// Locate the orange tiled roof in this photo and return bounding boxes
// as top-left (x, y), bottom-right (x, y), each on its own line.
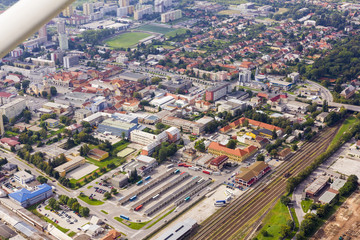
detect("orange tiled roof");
top-left (209, 142), bottom-right (257, 157)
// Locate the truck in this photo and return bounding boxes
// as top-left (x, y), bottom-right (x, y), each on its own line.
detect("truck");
top-left (120, 215), bottom-right (130, 221)
top-left (144, 176), bottom-right (151, 181)
top-left (136, 180), bottom-right (143, 185)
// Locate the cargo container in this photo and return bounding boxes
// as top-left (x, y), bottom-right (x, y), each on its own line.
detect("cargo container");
top-left (135, 205), bottom-right (143, 211)
top-left (136, 180), bottom-right (143, 185)
top-left (120, 215), bottom-right (130, 221)
top-left (167, 164), bottom-right (174, 168)
top-left (174, 169), bottom-right (180, 174)
top-left (129, 195), bottom-right (137, 201)
top-left (144, 176), bottom-right (151, 181)
top-left (184, 196), bottom-right (191, 201)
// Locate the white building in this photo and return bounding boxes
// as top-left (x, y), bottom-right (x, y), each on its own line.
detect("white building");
top-left (134, 5), bottom-right (153, 20)
top-left (304, 20), bottom-right (316, 26)
top-left (0, 98), bottom-right (27, 119)
top-left (116, 54), bottom-right (128, 63)
top-left (161, 10), bottom-right (182, 23)
top-left (130, 130), bottom-right (168, 145)
top-left (14, 170), bottom-right (35, 185)
top-left (63, 55), bottom-right (79, 68)
top-left (83, 3), bottom-right (94, 15)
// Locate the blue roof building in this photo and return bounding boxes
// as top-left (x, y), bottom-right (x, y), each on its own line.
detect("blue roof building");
top-left (9, 184), bottom-right (53, 208)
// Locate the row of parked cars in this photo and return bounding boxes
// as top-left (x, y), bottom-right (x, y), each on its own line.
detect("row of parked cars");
top-left (94, 186), bottom-right (108, 194)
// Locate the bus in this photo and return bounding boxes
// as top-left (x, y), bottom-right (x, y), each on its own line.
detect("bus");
top-left (134, 205), bottom-right (143, 211)
top-left (174, 169), bottom-right (180, 174)
top-left (129, 195), bottom-right (137, 202)
top-left (144, 176), bottom-right (151, 181)
top-left (136, 180), bottom-right (143, 185)
top-left (184, 196), bottom-right (191, 201)
top-left (120, 215), bottom-right (130, 221)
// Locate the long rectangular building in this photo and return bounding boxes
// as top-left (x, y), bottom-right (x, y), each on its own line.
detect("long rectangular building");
top-left (161, 9), bottom-right (182, 23)
top-left (205, 83), bottom-right (230, 101)
top-left (97, 118), bottom-right (138, 138)
top-left (8, 184), bottom-right (53, 208)
top-left (0, 98), bottom-right (27, 119)
top-left (54, 156), bottom-right (86, 177)
top-left (162, 116), bottom-right (204, 135)
top-left (208, 142), bottom-right (257, 162)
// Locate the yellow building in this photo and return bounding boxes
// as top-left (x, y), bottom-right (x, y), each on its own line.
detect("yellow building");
top-left (88, 148), bottom-right (109, 161)
top-left (208, 142), bottom-right (258, 162)
top-left (54, 155), bottom-right (86, 177)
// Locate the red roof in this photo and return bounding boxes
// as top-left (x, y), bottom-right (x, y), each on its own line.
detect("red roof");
top-left (0, 92), bottom-right (12, 98)
top-left (210, 155), bottom-right (228, 166)
top-left (0, 138), bottom-right (20, 147)
top-left (209, 142), bottom-right (257, 158)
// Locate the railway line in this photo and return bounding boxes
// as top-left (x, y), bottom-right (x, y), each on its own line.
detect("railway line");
top-left (191, 125), bottom-right (340, 240)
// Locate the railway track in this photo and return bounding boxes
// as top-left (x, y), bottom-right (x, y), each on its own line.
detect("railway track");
top-left (191, 125), bottom-right (340, 240)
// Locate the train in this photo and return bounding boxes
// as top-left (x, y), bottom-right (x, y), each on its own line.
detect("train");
top-left (120, 215), bottom-right (130, 221)
top-left (136, 180), bottom-right (143, 185)
top-left (134, 205), bottom-right (143, 211)
top-left (144, 176), bottom-right (151, 181)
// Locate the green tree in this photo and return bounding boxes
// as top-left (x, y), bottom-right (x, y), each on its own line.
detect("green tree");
top-left (280, 195), bottom-right (291, 206)
top-left (226, 139), bottom-right (237, 149)
top-left (79, 206), bottom-right (90, 217)
top-left (159, 148), bottom-right (167, 162)
top-left (292, 144), bottom-right (298, 151)
top-left (50, 86), bottom-right (57, 96)
top-left (104, 192), bottom-right (111, 199)
top-left (256, 154), bottom-right (265, 161)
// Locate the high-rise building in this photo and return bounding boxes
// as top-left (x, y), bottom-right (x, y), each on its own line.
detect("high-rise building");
top-left (63, 55), bottom-right (79, 68)
top-left (62, 5), bottom-right (73, 17)
top-left (38, 24), bottom-right (47, 39)
top-left (119, 0), bottom-right (130, 7)
top-left (59, 34), bottom-right (69, 51)
top-left (134, 5), bottom-right (153, 20)
top-left (83, 3), bottom-right (94, 15)
top-left (161, 9), bottom-right (182, 23)
top-left (154, 0), bottom-right (164, 13)
top-left (57, 20), bottom-right (66, 34)
top-left (57, 20), bottom-right (68, 51)
top-left (0, 114), bottom-right (4, 136)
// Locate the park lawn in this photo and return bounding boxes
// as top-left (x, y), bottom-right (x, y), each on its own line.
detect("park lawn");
top-left (114, 217), bottom-right (150, 230)
top-left (106, 32), bottom-right (151, 48)
top-left (68, 231), bottom-right (76, 237)
top-left (165, 28), bottom-right (187, 37)
top-left (255, 199), bottom-right (292, 240)
top-left (78, 195), bottom-right (104, 205)
top-left (218, 9), bottom-right (242, 15)
top-left (301, 199), bottom-right (313, 213)
top-left (329, 116), bottom-right (360, 148)
top-left (28, 204), bottom-right (69, 233)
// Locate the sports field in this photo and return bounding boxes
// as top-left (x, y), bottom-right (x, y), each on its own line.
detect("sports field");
top-left (106, 32), bottom-right (151, 48)
top-left (117, 148), bottom-right (135, 158)
top-left (136, 24), bottom-right (174, 34)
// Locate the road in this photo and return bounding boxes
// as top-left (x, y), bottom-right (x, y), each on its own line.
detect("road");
top-left (306, 80), bottom-right (360, 112)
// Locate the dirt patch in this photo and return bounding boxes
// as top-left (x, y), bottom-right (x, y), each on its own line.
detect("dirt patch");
top-left (312, 190), bottom-right (360, 240)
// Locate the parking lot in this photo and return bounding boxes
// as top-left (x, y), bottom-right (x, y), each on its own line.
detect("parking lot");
top-left (38, 202), bottom-right (88, 233)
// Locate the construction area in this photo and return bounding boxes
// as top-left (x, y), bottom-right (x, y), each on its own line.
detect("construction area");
top-left (312, 190), bottom-right (360, 240)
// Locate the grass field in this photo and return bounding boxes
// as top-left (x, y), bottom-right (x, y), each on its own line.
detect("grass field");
top-left (218, 9), bottom-right (243, 15)
top-left (136, 24), bottom-right (174, 34)
top-left (106, 32), bottom-right (151, 48)
top-left (114, 217), bottom-right (150, 230)
top-left (68, 231), bottom-right (76, 237)
top-left (301, 199), bottom-right (313, 213)
top-left (165, 28), bottom-right (187, 37)
top-left (78, 195), bottom-right (104, 205)
top-left (117, 148), bottom-right (135, 157)
top-left (255, 199), bottom-right (292, 240)
top-left (329, 116), bottom-right (360, 148)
